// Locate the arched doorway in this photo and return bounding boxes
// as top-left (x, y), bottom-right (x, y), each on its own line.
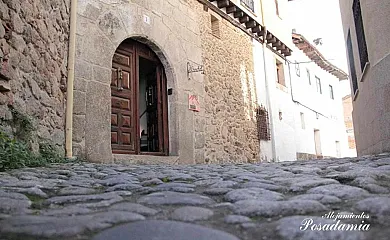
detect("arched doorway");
top-left (111, 39), bottom-right (169, 155)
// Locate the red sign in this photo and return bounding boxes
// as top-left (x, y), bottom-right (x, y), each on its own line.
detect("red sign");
top-left (188, 94), bottom-right (200, 112)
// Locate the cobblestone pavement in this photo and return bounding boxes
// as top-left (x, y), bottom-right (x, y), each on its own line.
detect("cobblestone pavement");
top-left (1, 154), bottom-right (390, 240)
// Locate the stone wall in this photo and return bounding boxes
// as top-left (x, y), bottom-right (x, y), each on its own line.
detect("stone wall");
top-left (0, 0), bottom-right (70, 150)
top-left (198, 6), bottom-right (260, 163)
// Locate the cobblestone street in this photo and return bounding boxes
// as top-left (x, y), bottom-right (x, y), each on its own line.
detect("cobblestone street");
top-left (1, 154), bottom-right (390, 240)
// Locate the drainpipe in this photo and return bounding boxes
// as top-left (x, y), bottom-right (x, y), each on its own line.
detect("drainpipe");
top-left (65, 0), bottom-right (78, 159)
top-left (259, 0), bottom-right (277, 161)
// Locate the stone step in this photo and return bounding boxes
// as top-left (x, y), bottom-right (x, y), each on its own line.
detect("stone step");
top-left (113, 154), bottom-right (180, 165)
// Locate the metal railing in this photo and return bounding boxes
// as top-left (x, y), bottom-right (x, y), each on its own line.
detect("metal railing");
top-left (241, 0), bottom-right (254, 12)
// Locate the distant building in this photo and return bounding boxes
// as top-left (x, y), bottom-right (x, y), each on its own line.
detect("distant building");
top-left (339, 0), bottom-right (390, 155)
top-left (342, 95), bottom-right (357, 157)
top-left (263, 32), bottom-right (350, 161)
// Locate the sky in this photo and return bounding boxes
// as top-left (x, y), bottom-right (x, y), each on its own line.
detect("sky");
top-left (286, 0), bottom-right (352, 97)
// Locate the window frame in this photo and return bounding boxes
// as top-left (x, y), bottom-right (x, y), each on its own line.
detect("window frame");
top-left (315, 76), bottom-right (322, 94)
top-left (276, 59), bottom-right (286, 86)
top-left (352, 0), bottom-right (369, 71)
top-left (329, 85), bottom-right (334, 100)
top-left (306, 69), bottom-right (311, 85)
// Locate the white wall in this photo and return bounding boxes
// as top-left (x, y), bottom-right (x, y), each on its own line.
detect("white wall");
top-left (253, 40), bottom-right (349, 161)
top-left (288, 45), bottom-right (350, 159)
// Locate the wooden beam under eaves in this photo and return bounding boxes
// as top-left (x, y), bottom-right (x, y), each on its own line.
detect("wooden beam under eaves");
top-left (239, 15), bottom-right (250, 23)
top-left (226, 5), bottom-right (237, 14)
top-left (266, 32), bottom-right (273, 40)
top-left (245, 20), bottom-right (256, 29)
top-left (251, 25), bottom-right (262, 33)
top-left (217, 0), bottom-right (230, 8)
top-left (234, 10), bottom-right (244, 18)
top-left (268, 37), bottom-right (277, 44)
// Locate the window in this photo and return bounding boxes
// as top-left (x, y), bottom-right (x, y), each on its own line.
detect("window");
top-left (306, 69), bottom-right (311, 85)
top-left (295, 61), bottom-right (300, 76)
top-left (241, 0), bottom-right (255, 12)
top-left (210, 15), bottom-right (220, 38)
top-left (276, 59), bottom-right (285, 86)
top-left (256, 106), bottom-right (271, 140)
top-left (329, 85), bottom-right (334, 99)
top-left (347, 30), bottom-right (358, 95)
top-left (353, 0), bottom-right (368, 71)
top-left (300, 112), bottom-right (305, 129)
top-left (275, 0), bottom-right (280, 16)
top-left (315, 76), bottom-right (322, 94)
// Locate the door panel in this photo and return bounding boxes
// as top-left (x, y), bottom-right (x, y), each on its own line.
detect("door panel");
top-left (111, 46), bottom-right (136, 154)
top-left (111, 39), bottom-right (169, 155)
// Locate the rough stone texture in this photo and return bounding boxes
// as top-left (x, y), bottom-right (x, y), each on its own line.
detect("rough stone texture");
top-left (73, 0), bottom-right (205, 163)
top-left (0, 155), bottom-right (389, 239)
top-left (92, 220), bottom-right (240, 240)
top-left (199, 7), bottom-right (260, 164)
top-left (171, 206), bottom-right (214, 222)
top-left (0, 0), bottom-right (69, 150)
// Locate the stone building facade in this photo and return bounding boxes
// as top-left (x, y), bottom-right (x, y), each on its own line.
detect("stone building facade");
top-left (199, 7), bottom-right (259, 163)
top-left (71, 0), bottom-right (292, 164)
top-left (0, 0), bottom-right (70, 150)
top-left (339, 0), bottom-right (390, 155)
top-left (1, 0), bottom-right (293, 164)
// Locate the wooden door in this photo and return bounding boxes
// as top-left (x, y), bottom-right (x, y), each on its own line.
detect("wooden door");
top-left (111, 39), bottom-right (169, 155)
top-left (111, 43), bottom-right (136, 154)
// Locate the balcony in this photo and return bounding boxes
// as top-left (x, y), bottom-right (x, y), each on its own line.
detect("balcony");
top-left (240, 0), bottom-right (254, 12)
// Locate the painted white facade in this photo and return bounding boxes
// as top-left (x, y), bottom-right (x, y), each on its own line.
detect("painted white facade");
top-left (253, 38), bottom-right (350, 162)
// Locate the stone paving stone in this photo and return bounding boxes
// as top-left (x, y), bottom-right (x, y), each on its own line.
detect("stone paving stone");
top-left (58, 186), bottom-right (97, 195)
top-left (0, 211), bottom-right (145, 238)
top-left (141, 178), bottom-right (164, 186)
top-left (106, 183), bottom-right (143, 192)
top-left (108, 202), bottom-right (159, 216)
top-left (232, 200), bottom-right (327, 217)
top-left (0, 190), bottom-right (30, 200)
top-left (0, 197), bottom-right (32, 214)
top-left (152, 182), bottom-right (195, 193)
top-left (224, 215), bottom-right (252, 224)
top-left (91, 220), bottom-right (240, 240)
top-left (225, 188), bottom-right (284, 202)
top-left (289, 179), bottom-right (339, 192)
top-left (44, 192), bottom-right (123, 205)
top-left (204, 187), bottom-right (233, 195)
top-left (1, 155), bottom-right (390, 240)
top-left (307, 184), bottom-right (370, 200)
top-left (276, 216), bottom-right (366, 240)
top-left (171, 206), bottom-right (214, 222)
top-left (138, 191), bottom-right (215, 206)
top-left (354, 196), bottom-right (390, 225)
top-left (210, 180), bottom-right (238, 188)
top-left (240, 182), bottom-right (286, 192)
top-left (40, 206), bottom-right (93, 216)
top-left (289, 194), bottom-right (342, 204)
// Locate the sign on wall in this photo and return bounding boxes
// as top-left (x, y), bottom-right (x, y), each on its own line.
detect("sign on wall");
top-left (188, 94), bottom-right (200, 112)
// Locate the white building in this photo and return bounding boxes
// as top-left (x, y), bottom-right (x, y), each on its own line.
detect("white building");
top-left (255, 32), bottom-right (350, 161)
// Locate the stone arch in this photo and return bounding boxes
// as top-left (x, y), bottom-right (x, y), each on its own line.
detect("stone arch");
top-left (110, 36), bottom-right (179, 157)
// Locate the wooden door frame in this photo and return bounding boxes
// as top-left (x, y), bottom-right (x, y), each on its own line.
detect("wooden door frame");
top-left (112, 39), bottom-right (169, 156)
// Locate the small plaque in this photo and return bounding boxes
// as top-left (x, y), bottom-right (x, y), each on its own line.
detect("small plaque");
top-left (188, 94), bottom-right (200, 112)
top-left (143, 15), bottom-right (150, 24)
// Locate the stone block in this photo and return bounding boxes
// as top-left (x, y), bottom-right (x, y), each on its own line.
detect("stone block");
top-left (85, 81), bottom-right (112, 163)
top-left (75, 60), bottom-right (92, 80)
top-left (73, 90), bottom-right (86, 115)
top-left (73, 115), bottom-right (86, 143)
top-left (92, 66), bottom-right (111, 85)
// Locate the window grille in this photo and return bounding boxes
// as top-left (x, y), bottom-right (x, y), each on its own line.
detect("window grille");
top-left (353, 0), bottom-right (368, 71)
top-left (241, 0), bottom-right (254, 12)
top-left (256, 106), bottom-right (271, 141)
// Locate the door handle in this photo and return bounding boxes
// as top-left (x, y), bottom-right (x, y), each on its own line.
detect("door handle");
top-left (117, 68), bottom-right (123, 91)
